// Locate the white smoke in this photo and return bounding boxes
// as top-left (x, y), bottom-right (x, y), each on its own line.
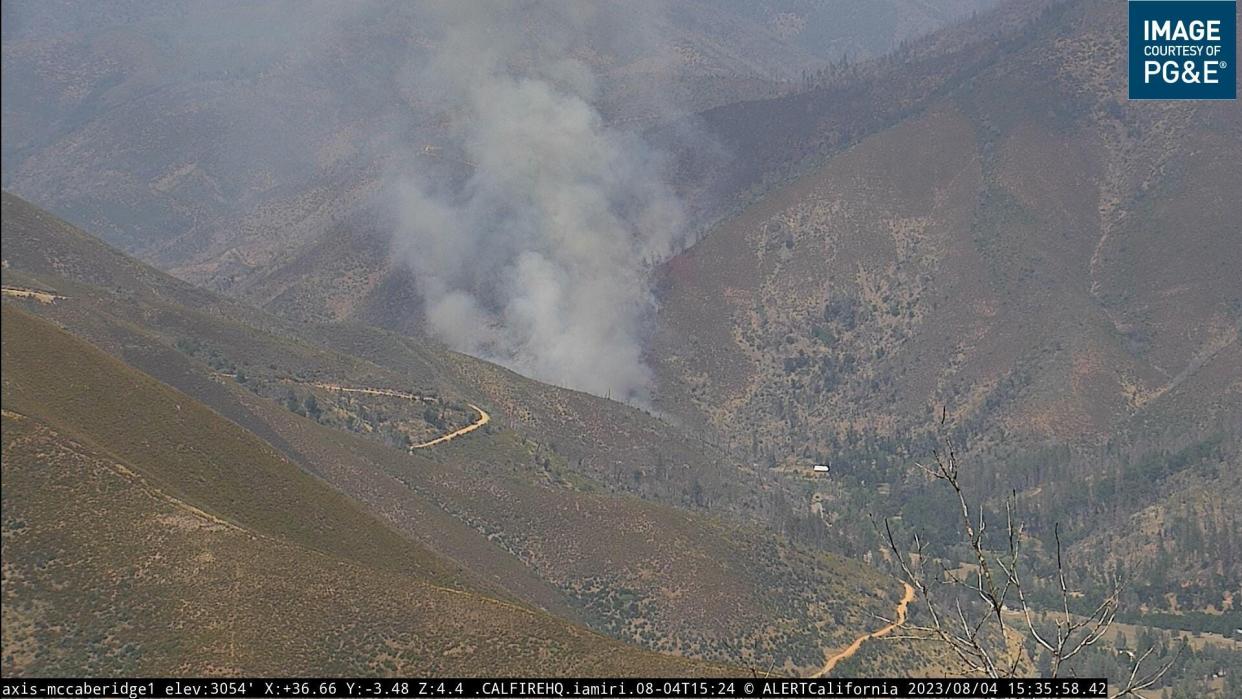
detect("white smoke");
top-left (393, 3), bottom-right (685, 402)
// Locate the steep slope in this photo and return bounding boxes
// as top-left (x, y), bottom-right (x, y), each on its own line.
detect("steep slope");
top-left (2, 1), bottom-right (996, 300)
top-left (650, 0), bottom-right (1241, 605)
top-left (177, 0), bottom-right (1037, 335)
top-left (1, 305), bottom-right (731, 676)
top-left (2, 192), bottom-right (904, 674)
top-left (0, 0), bottom-right (805, 261)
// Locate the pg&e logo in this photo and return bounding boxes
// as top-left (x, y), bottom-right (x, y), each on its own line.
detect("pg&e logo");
top-left (1129, 0), bottom-right (1236, 100)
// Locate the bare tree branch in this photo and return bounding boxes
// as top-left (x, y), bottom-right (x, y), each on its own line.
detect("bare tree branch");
top-left (871, 413), bottom-right (1179, 694)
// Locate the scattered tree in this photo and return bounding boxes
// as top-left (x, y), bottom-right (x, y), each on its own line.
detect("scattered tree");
top-left (875, 410), bottom-right (1180, 697)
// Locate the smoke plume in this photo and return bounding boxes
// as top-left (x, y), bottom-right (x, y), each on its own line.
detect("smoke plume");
top-left (393, 3), bottom-right (685, 402)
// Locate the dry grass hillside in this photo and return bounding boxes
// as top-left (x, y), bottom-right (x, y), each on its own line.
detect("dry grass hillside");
top-left (2, 192), bottom-right (909, 674)
top-left (2, 305), bottom-right (733, 677)
top-left (5, 1), bottom-right (1237, 686)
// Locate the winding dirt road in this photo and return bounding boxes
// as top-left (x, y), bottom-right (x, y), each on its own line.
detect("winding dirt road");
top-left (302, 381), bottom-right (490, 449)
top-left (8, 283), bottom-right (916, 673)
top-left (812, 582), bottom-right (915, 677)
top-left (409, 407), bottom-right (490, 448)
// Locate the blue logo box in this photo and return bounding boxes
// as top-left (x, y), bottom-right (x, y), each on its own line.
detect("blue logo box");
top-left (1129, 0), bottom-right (1236, 100)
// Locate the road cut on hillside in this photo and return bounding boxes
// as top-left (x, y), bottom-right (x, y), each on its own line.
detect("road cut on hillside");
top-left (301, 381), bottom-right (490, 449)
top-left (1, 285), bottom-right (66, 303)
top-left (811, 582), bottom-right (916, 677)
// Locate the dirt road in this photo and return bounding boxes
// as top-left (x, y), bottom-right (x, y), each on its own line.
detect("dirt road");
top-left (812, 582), bottom-right (916, 677)
top-left (410, 406), bottom-right (490, 448)
top-left (1, 286), bottom-right (65, 303)
top-left (303, 381), bottom-right (490, 449)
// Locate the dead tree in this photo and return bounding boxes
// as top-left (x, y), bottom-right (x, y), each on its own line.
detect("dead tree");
top-left (873, 410), bottom-right (1179, 697)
